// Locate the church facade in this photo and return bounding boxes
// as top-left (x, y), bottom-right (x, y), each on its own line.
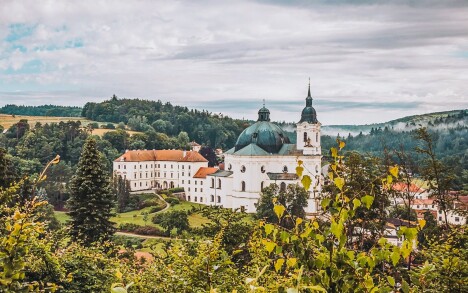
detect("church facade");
top-left (113, 83), bottom-right (322, 214)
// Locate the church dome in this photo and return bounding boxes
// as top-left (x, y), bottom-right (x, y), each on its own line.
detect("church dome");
top-left (235, 105), bottom-right (290, 154)
top-left (299, 81), bottom-right (318, 123)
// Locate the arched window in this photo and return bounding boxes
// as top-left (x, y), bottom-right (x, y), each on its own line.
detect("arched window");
top-left (218, 178), bottom-right (222, 189)
top-left (261, 181), bottom-right (264, 190)
top-left (282, 166), bottom-right (288, 173)
top-left (241, 181), bottom-right (246, 192)
top-left (280, 182), bottom-right (286, 192)
top-left (241, 165), bottom-right (246, 173)
top-left (211, 178), bottom-right (215, 188)
top-left (217, 196), bottom-right (221, 203)
top-left (261, 166), bottom-right (265, 173)
top-left (210, 195), bottom-right (214, 202)
top-left (304, 132), bottom-right (308, 142)
top-left (316, 132), bottom-right (319, 142)
top-left (170, 181), bottom-right (174, 188)
top-left (228, 164), bottom-right (232, 170)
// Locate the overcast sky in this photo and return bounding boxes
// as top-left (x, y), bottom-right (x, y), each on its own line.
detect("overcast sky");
top-left (1, 0), bottom-right (467, 125)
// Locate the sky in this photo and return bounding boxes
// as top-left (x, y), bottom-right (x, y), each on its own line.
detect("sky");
top-left (0, 0), bottom-right (467, 125)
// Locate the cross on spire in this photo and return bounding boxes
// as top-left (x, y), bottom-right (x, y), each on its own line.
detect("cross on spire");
top-left (263, 98), bottom-right (265, 107)
top-left (308, 77), bottom-right (311, 97)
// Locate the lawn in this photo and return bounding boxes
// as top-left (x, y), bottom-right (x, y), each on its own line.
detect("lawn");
top-left (54, 201), bottom-right (210, 229)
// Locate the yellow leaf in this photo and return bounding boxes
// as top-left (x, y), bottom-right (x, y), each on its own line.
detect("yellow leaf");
top-left (295, 166), bottom-right (304, 177)
top-left (328, 171), bottom-right (334, 180)
top-left (262, 240), bottom-right (276, 253)
top-left (295, 218), bottom-right (303, 227)
top-left (286, 258), bottom-right (297, 268)
top-left (339, 140), bottom-right (346, 150)
top-left (331, 147), bottom-right (338, 158)
top-left (418, 219), bottom-right (426, 229)
top-left (297, 160), bottom-right (303, 166)
top-left (274, 258), bottom-right (285, 272)
top-left (274, 205), bottom-right (286, 220)
top-left (334, 177), bottom-right (345, 191)
top-left (389, 165), bottom-right (399, 178)
top-left (115, 270), bottom-right (123, 280)
top-left (301, 175), bottom-right (312, 190)
top-left (51, 155), bottom-right (61, 164)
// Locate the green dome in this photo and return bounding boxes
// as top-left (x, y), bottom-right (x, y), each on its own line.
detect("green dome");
top-left (235, 121), bottom-right (290, 154)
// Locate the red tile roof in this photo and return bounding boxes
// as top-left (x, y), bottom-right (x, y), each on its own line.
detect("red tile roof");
top-left (193, 167), bottom-right (218, 178)
top-left (115, 150), bottom-right (207, 163)
top-left (393, 182), bottom-right (425, 193)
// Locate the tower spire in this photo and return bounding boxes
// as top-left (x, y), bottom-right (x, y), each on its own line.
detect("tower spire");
top-left (308, 77), bottom-right (311, 97)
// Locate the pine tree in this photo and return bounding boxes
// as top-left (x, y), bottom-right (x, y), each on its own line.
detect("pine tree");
top-left (67, 137), bottom-right (115, 244)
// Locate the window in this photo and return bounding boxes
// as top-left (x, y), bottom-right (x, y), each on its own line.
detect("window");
top-left (201, 188), bottom-right (203, 192)
top-left (194, 197), bottom-right (197, 202)
top-left (146, 164), bottom-right (148, 168)
top-left (182, 180), bottom-right (184, 184)
top-left (182, 165), bottom-right (184, 169)
top-left (140, 173), bottom-right (142, 178)
top-left (164, 173), bottom-right (166, 178)
top-left (189, 166), bottom-right (191, 170)
top-left (211, 178), bottom-right (215, 188)
top-left (201, 181), bottom-right (203, 185)
top-left (439, 210), bottom-right (442, 214)
top-left (280, 182), bottom-right (286, 192)
top-left (124, 165), bottom-right (126, 169)
top-left (139, 182), bottom-right (142, 187)
top-left (282, 166), bottom-right (288, 173)
top-left (158, 164), bottom-right (160, 168)
top-left (188, 196), bottom-right (191, 201)
top-left (171, 173), bottom-right (173, 178)
top-left (240, 206), bottom-right (245, 212)
top-left (241, 165), bottom-right (246, 173)
top-left (455, 217), bottom-right (460, 222)
top-left (134, 165), bottom-right (136, 169)
top-left (218, 179), bottom-right (221, 189)
top-left (134, 183), bottom-right (136, 187)
top-left (195, 181), bottom-right (197, 185)
top-left (316, 132), bottom-right (318, 142)
top-left (146, 182), bottom-right (148, 186)
top-left (261, 166), bottom-right (265, 173)
top-left (241, 181), bottom-right (246, 192)
top-left (200, 197), bottom-right (203, 202)
top-left (118, 165), bottom-right (120, 169)
top-left (151, 172), bottom-right (153, 177)
top-left (146, 173), bottom-right (148, 178)
top-left (171, 165), bottom-right (173, 169)
top-left (211, 195), bottom-right (214, 202)
top-left (195, 188), bottom-right (197, 192)
top-left (134, 174), bottom-right (137, 179)
top-left (188, 180), bottom-right (191, 184)
top-left (228, 164), bottom-right (232, 170)
top-left (164, 164), bottom-right (166, 168)
top-left (217, 196), bottom-right (221, 203)
top-left (188, 187), bottom-right (190, 191)
top-left (182, 172), bottom-right (184, 176)
top-left (303, 132), bottom-right (307, 142)
top-left (439, 216), bottom-right (442, 221)
top-left (261, 181), bottom-right (264, 190)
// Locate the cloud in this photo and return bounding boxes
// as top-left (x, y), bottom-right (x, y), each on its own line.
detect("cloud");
top-left (0, 0), bottom-right (467, 125)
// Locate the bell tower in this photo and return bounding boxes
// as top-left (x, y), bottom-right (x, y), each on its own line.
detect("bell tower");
top-left (296, 79), bottom-right (321, 156)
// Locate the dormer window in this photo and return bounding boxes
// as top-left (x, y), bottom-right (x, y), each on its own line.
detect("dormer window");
top-left (282, 166), bottom-right (288, 173)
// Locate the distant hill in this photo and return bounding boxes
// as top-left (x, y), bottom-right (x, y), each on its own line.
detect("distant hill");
top-left (322, 109), bottom-right (467, 136)
top-left (0, 104), bottom-right (82, 117)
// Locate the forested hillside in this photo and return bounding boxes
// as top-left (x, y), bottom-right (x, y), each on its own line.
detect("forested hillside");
top-left (322, 109), bottom-right (467, 136)
top-left (0, 104), bottom-right (82, 117)
top-left (321, 125), bottom-right (468, 191)
top-left (82, 95), bottom-right (246, 148)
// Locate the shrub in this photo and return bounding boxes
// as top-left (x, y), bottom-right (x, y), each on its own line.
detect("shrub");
top-left (165, 197), bottom-right (180, 205)
top-left (118, 223), bottom-right (165, 236)
top-left (169, 187), bottom-right (184, 193)
top-left (138, 198), bottom-right (165, 209)
top-left (149, 205), bottom-right (165, 213)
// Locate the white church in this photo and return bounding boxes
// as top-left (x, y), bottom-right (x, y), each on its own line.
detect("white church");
top-left (113, 83), bottom-right (323, 214)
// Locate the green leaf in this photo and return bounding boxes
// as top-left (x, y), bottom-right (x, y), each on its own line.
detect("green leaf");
top-left (401, 280), bottom-right (410, 293)
top-left (274, 205), bottom-right (286, 220)
top-left (296, 166), bottom-right (304, 177)
top-left (391, 250), bottom-right (400, 266)
top-left (264, 224), bottom-right (274, 236)
top-left (361, 195), bottom-right (374, 209)
top-left (334, 177), bottom-right (345, 191)
top-left (301, 175), bottom-right (312, 190)
top-left (321, 198), bottom-right (330, 210)
top-left (302, 285), bottom-right (326, 292)
top-left (330, 220), bottom-right (342, 239)
top-left (275, 258), bottom-right (285, 272)
top-left (352, 198), bottom-right (361, 210)
top-left (387, 276), bottom-right (395, 287)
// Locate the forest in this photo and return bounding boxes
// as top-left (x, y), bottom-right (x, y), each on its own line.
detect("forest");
top-left (0, 104), bottom-right (82, 117)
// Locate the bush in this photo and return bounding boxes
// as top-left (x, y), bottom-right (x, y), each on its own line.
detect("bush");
top-left (153, 210), bottom-right (190, 235)
top-left (138, 198), bottom-right (165, 209)
top-left (112, 235), bottom-right (144, 249)
top-left (169, 187), bottom-right (184, 193)
top-left (149, 205), bottom-right (165, 213)
top-left (165, 197), bottom-right (180, 205)
top-left (118, 223), bottom-right (165, 236)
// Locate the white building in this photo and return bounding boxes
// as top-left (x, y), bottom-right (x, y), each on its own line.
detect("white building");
top-left (113, 149), bottom-right (208, 191)
top-left (113, 83), bottom-right (323, 214)
top-left (207, 83), bottom-right (322, 214)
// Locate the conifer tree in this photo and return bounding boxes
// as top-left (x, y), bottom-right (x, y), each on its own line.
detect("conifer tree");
top-left (67, 137), bottom-right (115, 244)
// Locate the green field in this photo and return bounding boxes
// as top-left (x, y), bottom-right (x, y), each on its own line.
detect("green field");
top-left (55, 200), bottom-right (210, 229)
